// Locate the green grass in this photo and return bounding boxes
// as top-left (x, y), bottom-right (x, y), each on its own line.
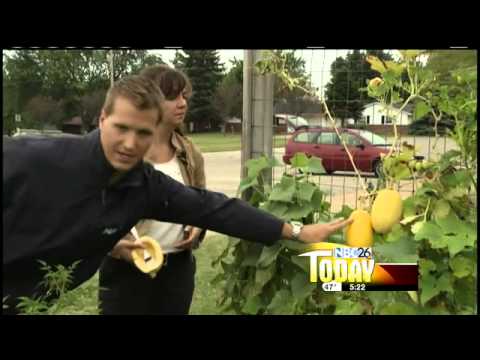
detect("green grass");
top-left (188, 132), bottom-right (287, 153)
top-left (27, 233), bottom-right (234, 315)
top-left (190, 233), bottom-right (235, 315)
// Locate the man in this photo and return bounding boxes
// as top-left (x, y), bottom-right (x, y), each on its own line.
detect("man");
top-left (3, 75), bottom-right (352, 314)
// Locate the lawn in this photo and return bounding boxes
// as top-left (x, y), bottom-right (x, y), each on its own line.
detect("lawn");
top-left (36, 233), bottom-right (233, 315)
top-left (188, 132), bottom-right (288, 153)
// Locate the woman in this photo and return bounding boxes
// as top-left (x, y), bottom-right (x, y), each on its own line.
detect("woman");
top-left (98, 65), bottom-right (206, 315)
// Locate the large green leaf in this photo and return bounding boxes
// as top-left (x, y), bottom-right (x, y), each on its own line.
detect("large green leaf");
top-left (374, 235), bottom-right (418, 263)
top-left (449, 256), bottom-right (475, 278)
top-left (415, 100), bottom-right (431, 120)
top-left (305, 156), bottom-right (325, 174)
top-left (432, 199), bottom-right (451, 220)
top-left (366, 55), bottom-right (387, 74)
top-left (454, 276), bottom-right (477, 309)
top-left (385, 224), bottom-right (410, 243)
top-left (242, 295), bottom-right (263, 315)
top-left (269, 176), bottom-right (295, 202)
top-left (311, 189), bottom-right (325, 212)
top-left (261, 201), bottom-right (288, 219)
top-left (419, 259), bottom-right (436, 276)
top-left (413, 221), bottom-right (443, 242)
top-left (246, 156), bottom-right (270, 179)
top-left (238, 176), bottom-right (259, 195)
top-left (290, 272), bottom-right (316, 301)
top-left (241, 243), bottom-right (264, 267)
top-left (296, 182), bottom-right (316, 202)
top-left (334, 299), bottom-right (365, 315)
top-left (290, 255), bottom-right (310, 272)
top-left (444, 233), bottom-right (474, 257)
top-left (378, 302), bottom-right (417, 315)
top-left (255, 265), bottom-right (276, 288)
top-left (420, 273), bottom-right (440, 305)
top-left (283, 203), bottom-right (314, 221)
top-left (257, 243), bottom-right (283, 267)
top-left (290, 153), bottom-right (309, 169)
top-left (267, 289), bottom-right (295, 315)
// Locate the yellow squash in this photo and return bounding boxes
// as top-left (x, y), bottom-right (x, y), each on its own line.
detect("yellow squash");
top-left (371, 189), bottom-right (403, 234)
top-left (346, 209), bottom-right (373, 247)
top-left (131, 236), bottom-right (164, 275)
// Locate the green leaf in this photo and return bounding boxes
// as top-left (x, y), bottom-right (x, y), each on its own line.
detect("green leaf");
top-left (283, 203), bottom-right (314, 221)
top-left (269, 176), bottom-right (295, 202)
top-left (449, 256), bottom-right (475, 278)
top-left (413, 222), bottom-right (443, 242)
top-left (290, 272), bottom-right (316, 300)
top-left (373, 236), bottom-right (418, 263)
top-left (241, 243), bottom-right (264, 267)
top-left (242, 296), bottom-right (263, 315)
top-left (379, 303), bottom-right (417, 315)
top-left (257, 243), bottom-right (283, 267)
top-left (334, 205), bottom-right (354, 220)
top-left (238, 177), bottom-right (258, 195)
top-left (444, 187), bottom-right (467, 201)
top-left (305, 156), bottom-right (325, 174)
top-left (400, 214), bottom-right (424, 226)
top-left (334, 299), bottom-right (365, 315)
top-left (311, 189), bottom-right (325, 212)
top-left (366, 55), bottom-right (387, 74)
top-left (366, 292), bottom-right (394, 311)
top-left (385, 224), bottom-right (409, 243)
top-left (290, 153), bottom-right (309, 169)
top-left (290, 255), bottom-right (310, 272)
top-left (384, 61), bottom-right (405, 76)
top-left (246, 156), bottom-right (270, 179)
top-left (420, 273), bottom-right (440, 305)
top-left (432, 199), bottom-right (451, 220)
top-left (296, 182), bottom-right (316, 202)
top-left (267, 289), bottom-right (295, 315)
top-left (255, 265), bottom-right (276, 288)
top-left (261, 201), bottom-right (288, 219)
top-left (397, 150), bottom-right (415, 163)
top-left (280, 239), bottom-right (309, 252)
top-left (415, 100), bottom-right (431, 120)
top-left (419, 259), bottom-right (436, 276)
top-left (402, 197), bottom-right (417, 218)
top-left (391, 163), bottom-right (412, 181)
top-left (454, 276), bottom-right (477, 309)
top-left (444, 233), bottom-right (474, 257)
top-left (436, 273), bottom-right (454, 295)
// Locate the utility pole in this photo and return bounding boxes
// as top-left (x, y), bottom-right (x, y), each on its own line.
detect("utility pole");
top-left (241, 50), bottom-right (275, 200)
top-left (108, 50), bottom-right (114, 87)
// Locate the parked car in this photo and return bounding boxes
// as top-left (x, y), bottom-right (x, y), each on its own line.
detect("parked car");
top-left (283, 127), bottom-right (421, 177)
top-left (274, 114), bottom-right (309, 133)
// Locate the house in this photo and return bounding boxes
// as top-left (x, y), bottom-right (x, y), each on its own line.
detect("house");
top-left (362, 102), bottom-right (413, 135)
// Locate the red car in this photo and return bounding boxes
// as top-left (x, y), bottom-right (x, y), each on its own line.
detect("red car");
top-left (283, 128), bottom-right (393, 177)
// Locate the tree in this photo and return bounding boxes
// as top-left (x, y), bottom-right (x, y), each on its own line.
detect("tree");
top-left (3, 50), bottom-right (164, 131)
top-left (214, 58), bottom-right (243, 120)
top-left (426, 49), bottom-right (477, 84)
top-left (173, 50), bottom-right (225, 132)
top-left (325, 50), bottom-right (393, 126)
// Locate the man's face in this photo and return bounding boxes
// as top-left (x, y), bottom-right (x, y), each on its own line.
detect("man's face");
top-left (99, 96), bottom-right (158, 172)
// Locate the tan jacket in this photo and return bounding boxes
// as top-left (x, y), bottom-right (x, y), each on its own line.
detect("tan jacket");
top-left (135, 130), bottom-right (206, 245)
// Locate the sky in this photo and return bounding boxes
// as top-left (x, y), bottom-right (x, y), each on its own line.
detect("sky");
top-left (150, 49), bottom-right (353, 97)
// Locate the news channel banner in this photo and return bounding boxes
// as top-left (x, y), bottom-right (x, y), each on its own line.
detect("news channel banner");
top-left (298, 242), bottom-right (418, 292)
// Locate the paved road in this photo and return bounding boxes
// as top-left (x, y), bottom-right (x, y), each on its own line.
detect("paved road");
top-left (203, 136), bottom-right (459, 212)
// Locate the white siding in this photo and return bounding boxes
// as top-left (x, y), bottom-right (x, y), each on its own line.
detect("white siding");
top-left (362, 103), bottom-right (412, 125)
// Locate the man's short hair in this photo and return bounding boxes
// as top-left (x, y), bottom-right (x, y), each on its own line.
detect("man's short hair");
top-left (102, 75), bottom-right (164, 118)
top-left (140, 65), bottom-right (192, 101)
